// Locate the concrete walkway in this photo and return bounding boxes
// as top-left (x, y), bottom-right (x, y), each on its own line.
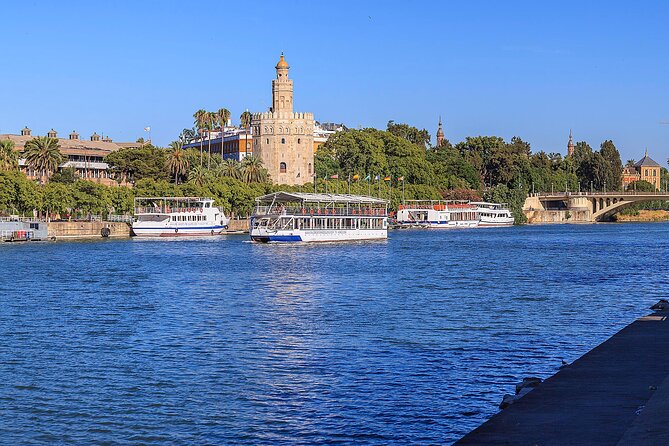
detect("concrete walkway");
top-left (455, 307), bottom-right (669, 445)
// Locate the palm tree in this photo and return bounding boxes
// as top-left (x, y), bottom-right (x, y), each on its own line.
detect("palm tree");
top-left (188, 164), bottom-right (209, 186)
top-left (193, 109), bottom-right (208, 167)
top-left (23, 136), bottom-right (64, 182)
top-left (206, 111), bottom-right (218, 170)
top-left (241, 156), bottom-right (269, 183)
top-left (218, 158), bottom-right (242, 179)
top-left (0, 139), bottom-right (18, 171)
top-left (240, 110), bottom-right (252, 131)
top-left (179, 128), bottom-right (196, 145)
top-left (166, 141), bottom-right (190, 184)
top-left (217, 108), bottom-right (231, 160)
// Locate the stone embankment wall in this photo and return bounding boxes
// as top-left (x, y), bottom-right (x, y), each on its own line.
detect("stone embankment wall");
top-left (226, 218), bottom-right (250, 232)
top-left (49, 221), bottom-right (131, 239)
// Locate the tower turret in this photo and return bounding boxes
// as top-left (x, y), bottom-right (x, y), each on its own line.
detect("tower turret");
top-left (272, 52), bottom-right (293, 113)
top-left (567, 129), bottom-right (574, 157)
top-left (436, 116), bottom-right (445, 147)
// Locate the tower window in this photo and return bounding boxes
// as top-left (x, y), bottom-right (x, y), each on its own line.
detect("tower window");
top-left (266, 138), bottom-right (269, 144)
top-left (298, 138), bottom-right (301, 144)
top-left (308, 163), bottom-right (312, 174)
top-left (280, 162), bottom-right (287, 173)
top-left (281, 138), bottom-right (285, 144)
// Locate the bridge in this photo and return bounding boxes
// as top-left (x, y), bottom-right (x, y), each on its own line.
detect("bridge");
top-left (523, 191), bottom-right (669, 223)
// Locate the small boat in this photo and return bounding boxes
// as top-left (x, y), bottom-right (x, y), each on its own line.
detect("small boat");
top-left (396, 200), bottom-right (479, 229)
top-left (250, 192), bottom-right (388, 242)
top-left (132, 197), bottom-right (229, 237)
top-left (471, 202), bottom-right (514, 227)
top-left (0, 217), bottom-right (49, 242)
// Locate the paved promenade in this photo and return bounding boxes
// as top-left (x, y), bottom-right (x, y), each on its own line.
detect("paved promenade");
top-left (456, 305), bottom-right (669, 445)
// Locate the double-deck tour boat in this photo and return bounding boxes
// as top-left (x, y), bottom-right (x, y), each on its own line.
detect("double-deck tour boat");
top-left (396, 200), bottom-right (479, 229)
top-left (132, 197), bottom-right (230, 237)
top-left (250, 192), bottom-right (389, 242)
top-left (472, 202), bottom-right (514, 227)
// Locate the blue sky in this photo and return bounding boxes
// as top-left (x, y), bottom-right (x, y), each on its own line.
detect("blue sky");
top-left (1, 0), bottom-right (668, 163)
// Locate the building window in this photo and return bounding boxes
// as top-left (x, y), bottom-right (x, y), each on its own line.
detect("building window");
top-left (281, 138), bottom-right (285, 144)
top-left (298, 138), bottom-right (301, 144)
top-left (654, 170), bottom-right (657, 176)
top-left (266, 138), bottom-right (269, 144)
top-left (280, 162), bottom-right (287, 173)
top-left (308, 163), bottom-right (312, 174)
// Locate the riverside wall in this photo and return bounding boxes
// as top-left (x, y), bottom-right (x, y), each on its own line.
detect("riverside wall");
top-left (49, 221), bottom-right (131, 239)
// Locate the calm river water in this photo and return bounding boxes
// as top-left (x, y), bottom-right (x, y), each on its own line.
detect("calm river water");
top-left (1, 224), bottom-right (668, 444)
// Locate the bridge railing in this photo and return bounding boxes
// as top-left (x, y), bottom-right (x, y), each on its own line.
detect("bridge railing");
top-left (530, 191), bottom-right (669, 198)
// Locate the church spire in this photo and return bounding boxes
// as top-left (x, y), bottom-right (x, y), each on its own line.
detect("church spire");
top-left (567, 129), bottom-right (574, 157)
top-left (436, 116), bottom-right (445, 147)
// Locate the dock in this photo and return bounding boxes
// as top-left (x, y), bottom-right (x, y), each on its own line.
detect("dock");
top-left (456, 303), bottom-right (669, 445)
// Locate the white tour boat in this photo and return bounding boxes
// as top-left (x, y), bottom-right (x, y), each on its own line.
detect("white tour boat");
top-left (250, 192), bottom-right (388, 242)
top-left (471, 202), bottom-right (515, 227)
top-left (132, 197), bottom-right (230, 237)
top-left (396, 200), bottom-right (479, 229)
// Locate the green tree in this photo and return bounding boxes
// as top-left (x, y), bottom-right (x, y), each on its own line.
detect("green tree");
top-left (166, 141), bottom-right (189, 184)
top-left (50, 166), bottom-right (78, 184)
top-left (43, 182), bottom-right (73, 216)
top-left (240, 110), bottom-right (252, 130)
top-left (105, 147), bottom-right (169, 184)
top-left (386, 121), bottom-right (431, 149)
top-left (23, 136), bottom-right (64, 182)
top-left (0, 139), bottom-right (18, 171)
top-left (193, 109), bottom-right (208, 167)
top-left (188, 165), bottom-right (210, 186)
top-left (218, 158), bottom-right (242, 179)
top-left (241, 156), bottom-right (269, 183)
top-left (599, 140), bottom-right (623, 191)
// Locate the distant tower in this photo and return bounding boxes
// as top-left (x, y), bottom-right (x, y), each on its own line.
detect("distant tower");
top-left (251, 53), bottom-right (314, 185)
top-left (436, 116), bottom-right (445, 147)
top-left (567, 129), bottom-right (574, 157)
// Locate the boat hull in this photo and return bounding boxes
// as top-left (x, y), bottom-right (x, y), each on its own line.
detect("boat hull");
top-left (250, 228), bottom-right (387, 243)
top-left (132, 225), bottom-right (228, 237)
top-left (396, 221), bottom-right (479, 229)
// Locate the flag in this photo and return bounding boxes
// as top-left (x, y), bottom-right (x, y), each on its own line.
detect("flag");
top-left (353, 174), bottom-right (359, 181)
top-left (374, 175), bottom-right (380, 181)
top-left (397, 176), bottom-right (405, 181)
top-left (364, 175), bottom-right (370, 181)
top-left (144, 126), bottom-right (151, 132)
top-left (384, 176), bottom-right (391, 181)
top-left (330, 174), bottom-right (339, 179)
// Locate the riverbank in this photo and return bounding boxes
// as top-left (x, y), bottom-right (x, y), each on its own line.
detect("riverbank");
top-left (615, 209), bottom-right (669, 222)
top-left (455, 301), bottom-right (669, 445)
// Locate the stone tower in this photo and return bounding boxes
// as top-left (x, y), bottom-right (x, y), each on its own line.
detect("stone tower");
top-left (436, 117), bottom-right (445, 147)
top-left (567, 129), bottom-right (574, 157)
top-left (251, 53), bottom-right (315, 185)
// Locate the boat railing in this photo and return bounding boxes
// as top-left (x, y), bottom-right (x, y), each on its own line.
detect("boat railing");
top-left (0, 216), bottom-right (45, 222)
top-left (255, 205), bottom-right (388, 217)
top-left (135, 206), bottom-right (204, 215)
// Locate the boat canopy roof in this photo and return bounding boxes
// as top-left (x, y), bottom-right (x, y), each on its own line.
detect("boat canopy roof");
top-left (134, 197), bottom-right (214, 202)
top-left (256, 192), bottom-right (388, 205)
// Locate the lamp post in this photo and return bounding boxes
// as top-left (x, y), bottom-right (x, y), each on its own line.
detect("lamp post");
top-left (604, 181), bottom-right (607, 194)
top-left (551, 182), bottom-right (554, 194)
top-left (590, 181), bottom-right (593, 194)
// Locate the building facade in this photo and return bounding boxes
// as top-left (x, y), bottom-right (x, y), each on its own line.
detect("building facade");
top-left (184, 128), bottom-right (252, 161)
top-left (251, 53), bottom-right (315, 185)
top-left (621, 150), bottom-right (661, 190)
top-left (1, 127), bottom-right (139, 186)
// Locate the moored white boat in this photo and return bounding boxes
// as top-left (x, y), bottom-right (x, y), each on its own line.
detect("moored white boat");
top-left (250, 192), bottom-right (388, 242)
top-left (471, 202), bottom-right (514, 227)
top-left (132, 197), bottom-right (229, 237)
top-left (396, 200), bottom-right (479, 229)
